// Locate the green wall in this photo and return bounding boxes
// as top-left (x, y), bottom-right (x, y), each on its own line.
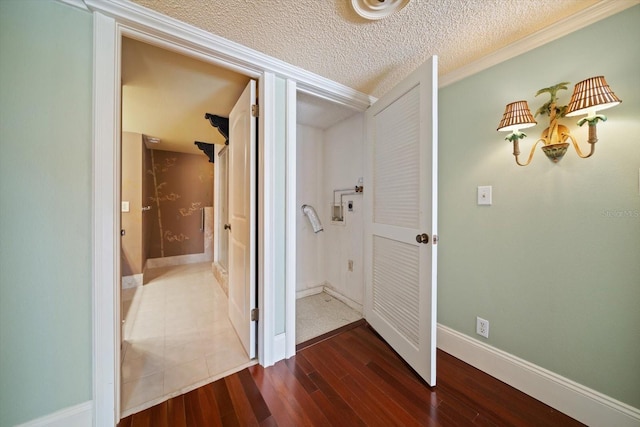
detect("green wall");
top-left (0, 1), bottom-right (93, 425)
top-left (439, 6), bottom-right (640, 408)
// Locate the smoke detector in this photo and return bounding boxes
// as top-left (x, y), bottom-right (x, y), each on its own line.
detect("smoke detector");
top-left (351, 0), bottom-right (410, 20)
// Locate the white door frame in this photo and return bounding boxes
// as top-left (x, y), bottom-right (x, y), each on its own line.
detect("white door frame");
top-left (88, 1), bottom-right (372, 425)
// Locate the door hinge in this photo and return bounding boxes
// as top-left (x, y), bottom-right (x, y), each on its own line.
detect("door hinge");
top-left (251, 308), bottom-right (259, 321)
top-left (251, 104), bottom-right (259, 117)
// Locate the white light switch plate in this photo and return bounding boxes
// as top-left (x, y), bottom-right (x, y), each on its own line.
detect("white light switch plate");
top-left (121, 201), bottom-right (130, 212)
top-left (477, 186), bottom-right (492, 205)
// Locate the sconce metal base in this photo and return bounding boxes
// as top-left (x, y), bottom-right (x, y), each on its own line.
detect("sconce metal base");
top-left (541, 143), bottom-right (570, 163)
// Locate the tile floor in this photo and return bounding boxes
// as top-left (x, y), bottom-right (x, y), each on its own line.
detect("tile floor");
top-left (120, 262), bottom-right (253, 417)
top-left (296, 292), bottom-right (363, 344)
top-left (121, 263), bottom-right (363, 417)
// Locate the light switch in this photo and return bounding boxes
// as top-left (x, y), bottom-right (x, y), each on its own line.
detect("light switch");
top-left (121, 201), bottom-right (130, 212)
top-left (477, 186), bottom-right (492, 206)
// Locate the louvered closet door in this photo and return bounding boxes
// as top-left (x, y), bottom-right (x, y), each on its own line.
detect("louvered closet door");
top-left (364, 56), bottom-right (438, 386)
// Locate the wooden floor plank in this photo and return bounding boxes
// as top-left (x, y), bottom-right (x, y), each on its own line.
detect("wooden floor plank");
top-left (323, 340), bottom-right (426, 426)
top-left (166, 395), bottom-right (187, 427)
top-left (237, 368), bottom-right (272, 423)
top-left (225, 374), bottom-right (261, 427)
top-left (283, 355), bottom-right (318, 394)
top-left (128, 405), bottom-right (151, 427)
top-left (210, 379), bottom-right (240, 427)
top-left (266, 361), bottom-right (331, 426)
top-left (248, 364), bottom-right (300, 427)
top-left (120, 323), bottom-right (585, 427)
top-left (304, 345), bottom-right (405, 426)
top-left (148, 400), bottom-right (168, 427)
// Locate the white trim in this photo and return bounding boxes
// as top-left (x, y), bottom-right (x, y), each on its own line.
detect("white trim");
top-left (274, 333), bottom-right (287, 362)
top-left (285, 79), bottom-right (298, 359)
top-left (82, 0), bottom-right (374, 111)
top-left (16, 401), bottom-right (93, 427)
top-left (92, 12), bottom-right (120, 427)
top-left (437, 324), bottom-right (640, 427)
top-left (121, 274), bottom-right (142, 289)
top-left (440, 0), bottom-right (640, 88)
top-left (258, 72), bottom-right (276, 367)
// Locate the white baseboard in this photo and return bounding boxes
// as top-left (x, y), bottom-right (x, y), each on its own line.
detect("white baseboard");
top-left (16, 401), bottom-right (93, 427)
top-left (437, 324), bottom-right (640, 427)
top-left (274, 333), bottom-right (286, 362)
top-left (121, 273), bottom-right (142, 289)
top-left (296, 285), bottom-right (324, 299)
top-left (296, 283), bottom-right (363, 314)
top-left (145, 252), bottom-right (213, 269)
top-left (322, 286), bottom-right (363, 314)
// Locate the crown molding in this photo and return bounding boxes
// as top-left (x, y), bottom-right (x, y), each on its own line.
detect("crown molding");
top-left (82, 0), bottom-right (375, 111)
top-left (440, 0), bottom-right (640, 88)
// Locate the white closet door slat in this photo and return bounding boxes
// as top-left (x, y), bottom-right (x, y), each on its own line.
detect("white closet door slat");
top-left (373, 85), bottom-right (420, 229)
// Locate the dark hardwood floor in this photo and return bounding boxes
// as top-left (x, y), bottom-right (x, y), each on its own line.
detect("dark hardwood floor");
top-left (119, 322), bottom-right (584, 426)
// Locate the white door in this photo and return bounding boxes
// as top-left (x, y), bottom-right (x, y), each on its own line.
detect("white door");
top-left (228, 80), bottom-right (257, 359)
top-left (364, 56), bottom-right (438, 385)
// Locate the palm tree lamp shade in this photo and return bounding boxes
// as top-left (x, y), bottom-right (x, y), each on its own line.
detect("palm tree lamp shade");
top-left (566, 76), bottom-right (621, 118)
top-left (497, 100), bottom-right (537, 134)
top-left (497, 101), bottom-right (538, 165)
top-left (566, 76), bottom-right (621, 147)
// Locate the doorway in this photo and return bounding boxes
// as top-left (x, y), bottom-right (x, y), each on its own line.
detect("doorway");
top-left (294, 91), bottom-right (366, 345)
top-left (119, 36), bottom-right (257, 416)
top-left (92, 7), bottom-right (371, 424)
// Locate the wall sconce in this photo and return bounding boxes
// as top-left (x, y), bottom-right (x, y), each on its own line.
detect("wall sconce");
top-left (497, 76), bottom-right (621, 166)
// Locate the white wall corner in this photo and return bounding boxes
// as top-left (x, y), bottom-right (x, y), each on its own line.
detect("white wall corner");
top-left (16, 401), bottom-right (93, 427)
top-left (437, 324), bottom-right (640, 427)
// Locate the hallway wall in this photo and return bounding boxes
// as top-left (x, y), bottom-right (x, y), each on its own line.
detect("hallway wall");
top-left (438, 5), bottom-right (640, 409)
top-left (0, 1), bottom-right (93, 425)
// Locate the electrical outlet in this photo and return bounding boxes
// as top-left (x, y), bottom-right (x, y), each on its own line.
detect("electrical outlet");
top-left (476, 317), bottom-right (489, 338)
top-left (348, 260), bottom-right (354, 271)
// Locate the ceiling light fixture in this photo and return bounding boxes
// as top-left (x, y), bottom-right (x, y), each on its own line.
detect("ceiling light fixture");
top-left (351, 0), bottom-right (410, 20)
top-left (497, 76), bottom-right (621, 166)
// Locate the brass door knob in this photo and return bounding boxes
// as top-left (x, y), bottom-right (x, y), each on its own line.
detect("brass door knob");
top-left (416, 233), bottom-right (429, 244)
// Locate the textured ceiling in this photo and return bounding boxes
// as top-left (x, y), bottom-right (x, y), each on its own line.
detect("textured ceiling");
top-left (132, 0), bottom-right (600, 99)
